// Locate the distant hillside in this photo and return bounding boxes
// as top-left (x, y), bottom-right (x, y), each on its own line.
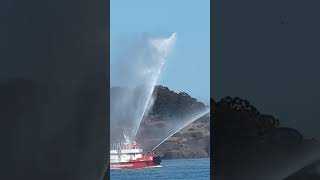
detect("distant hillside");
top-left (110, 85), bottom-right (210, 159)
top-left (147, 86), bottom-right (207, 118)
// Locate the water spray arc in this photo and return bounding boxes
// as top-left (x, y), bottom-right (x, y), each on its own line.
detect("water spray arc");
top-left (132, 32), bottom-right (177, 139)
top-left (110, 33), bottom-right (176, 141)
top-left (152, 108), bottom-right (210, 150)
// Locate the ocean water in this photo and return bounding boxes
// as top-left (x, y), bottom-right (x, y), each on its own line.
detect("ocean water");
top-left (110, 158), bottom-right (210, 180)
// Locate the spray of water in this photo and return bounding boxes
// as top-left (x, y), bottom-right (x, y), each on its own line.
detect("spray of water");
top-left (110, 33), bottom-right (176, 140)
top-left (152, 108), bottom-right (210, 150)
top-left (136, 106), bottom-right (210, 151)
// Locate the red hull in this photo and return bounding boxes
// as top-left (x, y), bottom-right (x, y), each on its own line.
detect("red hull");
top-left (110, 156), bottom-right (161, 169)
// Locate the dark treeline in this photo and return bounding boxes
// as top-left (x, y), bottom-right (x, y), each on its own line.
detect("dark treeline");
top-left (110, 85), bottom-right (208, 139)
top-left (212, 97), bottom-right (320, 180)
top-left (148, 86), bottom-right (207, 118)
top-left (111, 85), bottom-right (207, 119)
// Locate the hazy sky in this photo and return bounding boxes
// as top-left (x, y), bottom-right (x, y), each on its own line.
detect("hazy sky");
top-left (110, 0), bottom-right (210, 104)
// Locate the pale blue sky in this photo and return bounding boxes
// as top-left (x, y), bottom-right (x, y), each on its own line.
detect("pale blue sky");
top-left (111, 0), bottom-right (210, 104)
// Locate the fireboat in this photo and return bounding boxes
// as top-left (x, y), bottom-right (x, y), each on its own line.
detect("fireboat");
top-left (110, 133), bottom-right (161, 169)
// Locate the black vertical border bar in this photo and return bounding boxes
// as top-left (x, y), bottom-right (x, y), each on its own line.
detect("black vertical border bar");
top-left (210, 0), bottom-right (217, 178)
top-left (0, 0), bottom-right (111, 179)
top-left (105, 0), bottom-right (110, 179)
top-left (102, 0), bottom-right (111, 180)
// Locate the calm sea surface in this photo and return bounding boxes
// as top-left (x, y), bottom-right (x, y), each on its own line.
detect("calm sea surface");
top-left (110, 158), bottom-right (210, 180)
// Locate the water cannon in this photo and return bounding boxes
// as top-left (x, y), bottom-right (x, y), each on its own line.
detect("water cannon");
top-left (123, 131), bottom-right (131, 143)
